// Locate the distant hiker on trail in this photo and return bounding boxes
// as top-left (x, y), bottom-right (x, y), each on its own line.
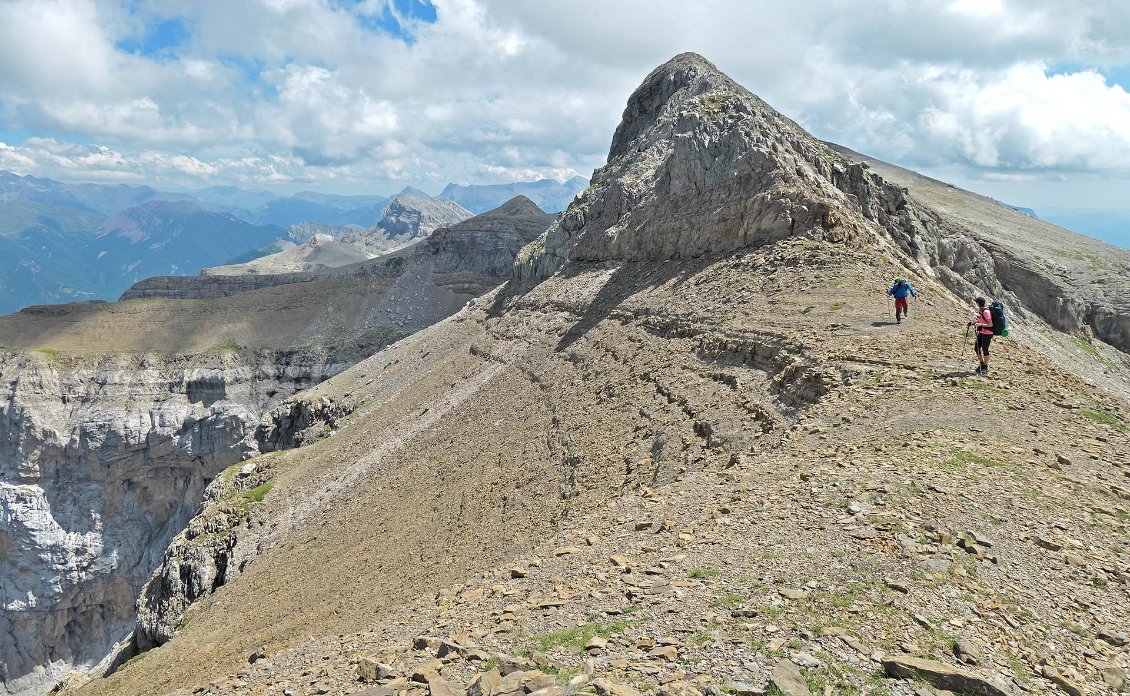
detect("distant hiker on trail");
top-left (969, 296), bottom-right (994, 375)
top-left (887, 278), bottom-right (917, 323)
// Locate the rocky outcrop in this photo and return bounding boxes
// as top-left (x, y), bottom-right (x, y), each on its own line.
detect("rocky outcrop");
top-left (509, 53), bottom-right (1129, 353)
top-left (423, 196), bottom-right (554, 294)
top-left (0, 350), bottom-right (346, 696)
top-left (513, 53), bottom-right (867, 289)
top-left (256, 394), bottom-right (357, 452)
top-left (344, 195), bottom-right (473, 255)
top-left (132, 457), bottom-right (277, 652)
top-left (822, 143), bottom-right (1130, 351)
top-left (119, 198), bottom-right (544, 303)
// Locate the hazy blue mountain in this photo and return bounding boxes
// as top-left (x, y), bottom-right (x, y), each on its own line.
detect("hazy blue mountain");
top-left (253, 191), bottom-right (390, 227)
top-left (191, 185), bottom-right (278, 211)
top-left (0, 198), bottom-right (107, 311)
top-left (0, 172), bottom-right (289, 314)
top-left (0, 171), bottom-right (596, 314)
top-left (86, 201), bottom-right (284, 286)
top-left (438, 176), bottom-right (588, 213)
top-left (1039, 209), bottom-right (1130, 249)
top-left (221, 241), bottom-right (291, 266)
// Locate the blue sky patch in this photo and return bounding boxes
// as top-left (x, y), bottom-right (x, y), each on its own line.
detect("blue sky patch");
top-left (1046, 61), bottom-right (1130, 91)
top-left (217, 54), bottom-right (276, 96)
top-left (1100, 66), bottom-right (1130, 91)
top-left (344, 0), bottom-right (437, 43)
top-left (115, 17), bottom-right (191, 58)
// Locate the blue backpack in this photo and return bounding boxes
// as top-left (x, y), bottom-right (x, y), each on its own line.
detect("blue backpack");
top-left (989, 301), bottom-right (1008, 336)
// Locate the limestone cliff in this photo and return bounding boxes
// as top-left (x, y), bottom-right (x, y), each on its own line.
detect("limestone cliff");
top-left (0, 350), bottom-right (346, 695)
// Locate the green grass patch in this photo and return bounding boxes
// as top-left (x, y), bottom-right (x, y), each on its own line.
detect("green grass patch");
top-left (241, 482), bottom-right (275, 503)
top-left (934, 449), bottom-right (1008, 473)
top-left (958, 379), bottom-right (1002, 392)
top-left (1072, 335), bottom-right (1098, 356)
top-left (537, 663), bottom-right (586, 683)
top-left (1080, 409), bottom-right (1127, 431)
top-left (121, 651), bottom-right (147, 669)
top-left (207, 338), bottom-right (245, 353)
top-left (533, 618), bottom-right (633, 650)
top-left (34, 347), bottom-right (61, 359)
top-left (689, 567), bottom-right (721, 580)
top-left (1059, 621), bottom-right (1089, 638)
top-left (1006, 653), bottom-right (1034, 688)
top-left (801, 306), bottom-right (816, 314)
top-left (714, 592), bottom-right (745, 608)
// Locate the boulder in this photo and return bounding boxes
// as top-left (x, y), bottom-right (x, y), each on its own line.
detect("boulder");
top-left (769, 660), bottom-right (811, 696)
top-left (881, 656), bottom-right (1012, 696)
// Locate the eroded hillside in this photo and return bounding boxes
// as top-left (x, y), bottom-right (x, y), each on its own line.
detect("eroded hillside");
top-left (0, 200), bottom-right (554, 696)
top-left (62, 53), bottom-right (1128, 696)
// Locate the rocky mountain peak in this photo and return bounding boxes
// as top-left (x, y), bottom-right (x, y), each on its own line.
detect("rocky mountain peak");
top-left (609, 52), bottom-right (736, 160)
top-left (492, 195), bottom-right (544, 216)
top-left (514, 53), bottom-right (862, 287)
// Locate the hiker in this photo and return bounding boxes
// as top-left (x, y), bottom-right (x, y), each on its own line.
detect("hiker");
top-left (969, 296), bottom-right (993, 375)
top-left (886, 278), bottom-right (917, 323)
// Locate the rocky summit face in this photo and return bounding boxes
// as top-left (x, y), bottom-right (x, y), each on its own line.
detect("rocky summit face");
top-left (343, 194), bottom-right (475, 255)
top-left (517, 52), bottom-right (1128, 357)
top-left (4, 53), bottom-right (1129, 696)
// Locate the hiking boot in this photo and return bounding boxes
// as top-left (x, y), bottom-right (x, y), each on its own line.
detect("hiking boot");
top-left (896, 316), bottom-right (901, 324)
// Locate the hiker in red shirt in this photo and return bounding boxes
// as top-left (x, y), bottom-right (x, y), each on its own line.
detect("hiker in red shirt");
top-left (886, 278), bottom-right (917, 323)
top-left (968, 297), bottom-right (994, 375)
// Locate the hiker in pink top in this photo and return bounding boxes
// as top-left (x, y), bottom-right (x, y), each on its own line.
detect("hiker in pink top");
top-left (968, 296), bottom-right (994, 375)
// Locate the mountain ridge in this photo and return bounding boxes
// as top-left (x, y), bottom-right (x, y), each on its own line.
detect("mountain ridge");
top-left (47, 52), bottom-right (1126, 696)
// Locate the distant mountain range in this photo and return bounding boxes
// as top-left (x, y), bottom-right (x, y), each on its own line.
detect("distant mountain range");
top-left (3, 167), bottom-right (1124, 316)
top-left (1037, 209), bottom-right (1130, 249)
top-left (439, 176), bottom-right (588, 213)
top-left (0, 173), bottom-right (282, 312)
top-left (0, 171), bottom-right (587, 313)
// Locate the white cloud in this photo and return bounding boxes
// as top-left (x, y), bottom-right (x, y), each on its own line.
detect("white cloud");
top-left (0, 0), bottom-right (1127, 203)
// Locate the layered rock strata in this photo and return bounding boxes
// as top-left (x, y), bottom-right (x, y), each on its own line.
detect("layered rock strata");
top-left (0, 351), bottom-right (345, 695)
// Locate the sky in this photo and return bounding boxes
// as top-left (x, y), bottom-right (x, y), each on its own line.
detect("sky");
top-left (0, 0), bottom-right (1129, 211)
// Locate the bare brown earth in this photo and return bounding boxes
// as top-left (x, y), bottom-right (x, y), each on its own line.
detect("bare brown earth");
top-left (72, 235), bottom-right (1129, 696)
